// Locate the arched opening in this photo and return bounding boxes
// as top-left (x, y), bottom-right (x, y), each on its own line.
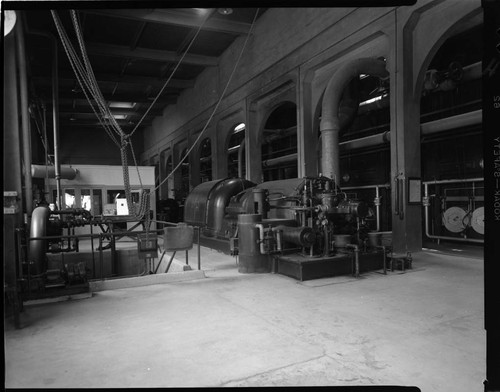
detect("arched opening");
top-left (316, 70), bottom-right (391, 232)
top-left (261, 102), bottom-right (297, 182)
top-left (199, 137), bottom-right (212, 183)
top-left (227, 122), bottom-right (245, 178)
top-left (419, 26), bottom-right (483, 245)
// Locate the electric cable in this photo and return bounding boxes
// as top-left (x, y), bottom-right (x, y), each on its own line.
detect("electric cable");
top-left (153, 8), bottom-right (260, 194)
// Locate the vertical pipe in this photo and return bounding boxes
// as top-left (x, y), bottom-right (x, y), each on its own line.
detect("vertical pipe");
top-left (15, 21), bottom-right (33, 216)
top-left (197, 226), bottom-right (201, 270)
top-left (238, 139), bottom-right (245, 178)
top-left (375, 186), bottom-right (381, 231)
top-left (51, 36), bottom-right (62, 210)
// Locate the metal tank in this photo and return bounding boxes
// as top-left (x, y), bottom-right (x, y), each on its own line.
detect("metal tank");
top-left (237, 214), bottom-right (270, 273)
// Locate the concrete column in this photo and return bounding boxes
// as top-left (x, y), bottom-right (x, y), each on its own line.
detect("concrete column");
top-left (190, 134), bottom-right (201, 187)
top-left (389, 12), bottom-right (422, 254)
top-left (4, 32), bottom-right (24, 285)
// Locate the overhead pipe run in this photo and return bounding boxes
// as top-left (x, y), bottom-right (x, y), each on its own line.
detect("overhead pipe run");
top-left (320, 57), bottom-right (389, 184)
top-left (338, 109), bottom-right (481, 152)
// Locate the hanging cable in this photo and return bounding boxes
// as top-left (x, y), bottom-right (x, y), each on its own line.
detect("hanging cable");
top-left (128, 10), bottom-right (213, 138)
top-left (154, 8), bottom-right (260, 194)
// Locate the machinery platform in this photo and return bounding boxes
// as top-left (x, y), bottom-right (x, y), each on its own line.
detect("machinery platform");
top-left (276, 250), bottom-right (385, 281)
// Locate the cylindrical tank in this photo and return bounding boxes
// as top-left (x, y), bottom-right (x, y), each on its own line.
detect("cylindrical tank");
top-left (237, 214), bottom-right (270, 273)
top-left (252, 188), bottom-right (268, 218)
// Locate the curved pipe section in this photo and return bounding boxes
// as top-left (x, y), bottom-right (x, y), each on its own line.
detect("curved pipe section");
top-left (29, 206), bottom-right (50, 275)
top-left (320, 57), bottom-right (389, 183)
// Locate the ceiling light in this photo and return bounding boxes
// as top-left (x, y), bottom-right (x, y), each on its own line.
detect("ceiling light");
top-left (234, 123), bottom-right (245, 132)
top-left (109, 101), bottom-right (136, 109)
top-left (217, 8), bottom-right (233, 15)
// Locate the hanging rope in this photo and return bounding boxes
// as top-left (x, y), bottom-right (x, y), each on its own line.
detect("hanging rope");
top-left (50, 8), bottom-right (219, 237)
top-left (153, 8), bottom-right (260, 194)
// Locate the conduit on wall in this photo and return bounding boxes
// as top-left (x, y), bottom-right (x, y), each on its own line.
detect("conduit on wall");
top-left (320, 57), bottom-right (389, 184)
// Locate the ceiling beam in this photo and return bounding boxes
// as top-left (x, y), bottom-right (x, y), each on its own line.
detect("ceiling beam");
top-left (59, 107), bottom-right (162, 117)
top-left (44, 95), bottom-right (177, 107)
top-left (32, 73), bottom-right (194, 89)
top-left (86, 42), bottom-right (218, 67)
top-left (83, 9), bottom-right (252, 35)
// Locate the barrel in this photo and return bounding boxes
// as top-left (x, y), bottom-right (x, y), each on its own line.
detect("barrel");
top-left (237, 214), bottom-right (270, 273)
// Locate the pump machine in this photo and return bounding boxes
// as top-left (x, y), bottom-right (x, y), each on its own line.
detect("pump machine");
top-left (184, 176), bottom-right (390, 281)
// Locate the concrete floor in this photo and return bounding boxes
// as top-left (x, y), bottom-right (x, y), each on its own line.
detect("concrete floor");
top-left (4, 246), bottom-right (485, 390)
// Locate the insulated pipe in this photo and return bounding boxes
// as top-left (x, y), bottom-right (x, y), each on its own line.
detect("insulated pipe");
top-left (262, 153), bottom-right (298, 167)
top-left (238, 138), bottom-right (245, 178)
top-left (421, 110), bottom-right (481, 135)
top-left (31, 164), bottom-right (78, 180)
top-left (320, 58), bottom-right (389, 184)
top-left (338, 109), bottom-right (480, 153)
top-left (339, 131), bottom-right (390, 151)
top-left (29, 206), bottom-right (50, 275)
top-left (255, 223), bottom-right (268, 254)
top-left (15, 21), bottom-right (33, 216)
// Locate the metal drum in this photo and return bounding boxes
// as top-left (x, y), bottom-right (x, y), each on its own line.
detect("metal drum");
top-left (471, 207), bottom-right (484, 235)
top-left (237, 214), bottom-right (270, 273)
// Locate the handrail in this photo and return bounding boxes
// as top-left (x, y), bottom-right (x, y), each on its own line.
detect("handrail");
top-left (20, 221), bottom-right (203, 284)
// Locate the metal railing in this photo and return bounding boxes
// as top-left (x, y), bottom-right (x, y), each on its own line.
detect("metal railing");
top-left (16, 220), bottom-right (202, 286)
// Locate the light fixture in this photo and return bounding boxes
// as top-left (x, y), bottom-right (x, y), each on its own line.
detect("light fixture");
top-left (3, 11), bottom-right (16, 37)
top-left (234, 122), bottom-right (245, 132)
top-left (108, 101), bottom-right (136, 109)
top-left (217, 8), bottom-right (233, 15)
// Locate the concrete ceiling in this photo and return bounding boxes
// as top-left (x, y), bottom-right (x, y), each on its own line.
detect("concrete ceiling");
top-left (23, 7), bottom-right (266, 134)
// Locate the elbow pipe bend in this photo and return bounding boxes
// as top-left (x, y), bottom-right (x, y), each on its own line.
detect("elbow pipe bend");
top-left (320, 57), bottom-right (389, 132)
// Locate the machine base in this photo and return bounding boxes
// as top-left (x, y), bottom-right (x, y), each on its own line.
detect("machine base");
top-left (275, 250), bottom-right (385, 281)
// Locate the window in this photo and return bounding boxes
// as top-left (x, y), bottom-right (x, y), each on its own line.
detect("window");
top-left (227, 123), bottom-right (245, 178)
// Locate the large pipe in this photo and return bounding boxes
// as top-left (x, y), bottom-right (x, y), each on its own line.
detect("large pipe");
top-left (339, 131), bottom-right (390, 151)
top-left (31, 164), bottom-right (78, 180)
top-left (338, 109), bottom-right (481, 152)
top-left (421, 109), bottom-right (481, 135)
top-left (320, 58), bottom-right (389, 184)
top-left (29, 206), bottom-right (50, 275)
top-left (15, 20), bottom-right (33, 216)
top-left (262, 153), bottom-right (298, 168)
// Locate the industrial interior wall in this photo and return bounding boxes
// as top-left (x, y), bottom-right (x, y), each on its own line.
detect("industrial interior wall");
top-left (59, 126), bottom-right (144, 166)
top-left (141, 7), bottom-right (395, 158)
top-left (140, 2), bottom-right (480, 182)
